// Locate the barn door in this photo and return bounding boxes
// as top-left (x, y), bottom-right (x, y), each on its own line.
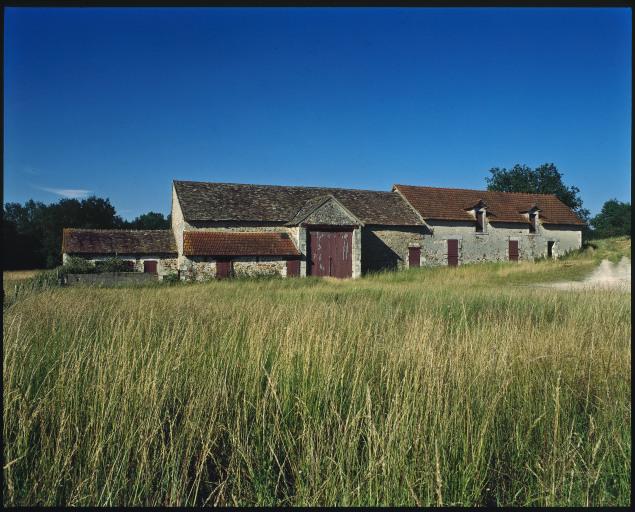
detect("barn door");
top-left (308, 230), bottom-right (352, 278)
top-left (447, 239), bottom-right (459, 267)
top-left (408, 247), bottom-right (420, 268)
top-left (509, 240), bottom-right (519, 261)
top-left (216, 259), bottom-right (233, 279)
top-left (143, 260), bottom-right (158, 274)
top-left (286, 259), bottom-right (300, 277)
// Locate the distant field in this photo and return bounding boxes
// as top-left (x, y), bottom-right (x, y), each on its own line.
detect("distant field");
top-left (3, 238), bottom-right (631, 506)
top-left (3, 270), bottom-right (41, 286)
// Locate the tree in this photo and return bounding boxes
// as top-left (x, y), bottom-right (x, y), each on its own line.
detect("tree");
top-left (486, 163), bottom-right (590, 223)
top-left (3, 196), bottom-right (127, 269)
top-left (126, 212), bottom-right (170, 230)
top-left (590, 199), bottom-right (631, 238)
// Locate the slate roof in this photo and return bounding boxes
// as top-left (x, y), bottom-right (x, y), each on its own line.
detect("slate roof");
top-left (62, 229), bottom-right (177, 255)
top-left (173, 181), bottom-right (423, 226)
top-left (183, 231), bottom-right (301, 257)
top-left (393, 185), bottom-right (585, 225)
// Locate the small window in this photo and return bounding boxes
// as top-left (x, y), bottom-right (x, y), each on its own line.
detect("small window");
top-left (529, 212), bottom-right (537, 233)
top-left (476, 210), bottom-right (486, 233)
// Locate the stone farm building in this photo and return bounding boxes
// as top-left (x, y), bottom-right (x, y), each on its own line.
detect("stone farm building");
top-left (62, 180), bottom-right (585, 280)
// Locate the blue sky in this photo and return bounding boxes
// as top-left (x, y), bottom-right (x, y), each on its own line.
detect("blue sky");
top-left (4, 7), bottom-right (631, 219)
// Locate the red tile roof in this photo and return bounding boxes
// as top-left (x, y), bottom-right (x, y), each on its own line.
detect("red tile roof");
top-left (62, 229), bottom-right (177, 255)
top-left (183, 231), bottom-right (301, 257)
top-left (393, 185), bottom-right (585, 225)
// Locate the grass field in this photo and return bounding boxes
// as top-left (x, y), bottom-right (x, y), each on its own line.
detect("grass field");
top-left (2, 238), bottom-right (631, 506)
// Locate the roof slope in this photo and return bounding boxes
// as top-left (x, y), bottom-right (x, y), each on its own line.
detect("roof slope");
top-left (62, 229), bottom-right (177, 255)
top-left (394, 185), bottom-right (585, 225)
top-left (183, 231), bottom-right (301, 257)
top-left (173, 181), bottom-right (423, 226)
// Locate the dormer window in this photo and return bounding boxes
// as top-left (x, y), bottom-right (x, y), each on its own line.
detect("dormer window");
top-left (529, 211), bottom-right (538, 233)
top-left (476, 208), bottom-right (486, 233)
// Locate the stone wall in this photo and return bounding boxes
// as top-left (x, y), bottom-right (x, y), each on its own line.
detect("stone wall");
top-left (171, 185), bottom-right (191, 267)
top-left (421, 219), bottom-right (582, 266)
top-left (361, 219), bottom-right (582, 272)
top-left (183, 256), bottom-right (287, 280)
top-left (361, 226), bottom-right (429, 273)
top-left (233, 257), bottom-right (287, 278)
top-left (65, 272), bottom-right (157, 286)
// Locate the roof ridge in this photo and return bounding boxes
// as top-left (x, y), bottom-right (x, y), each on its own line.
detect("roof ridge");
top-left (394, 184), bottom-right (560, 198)
top-left (64, 228), bottom-right (172, 233)
top-left (173, 179), bottom-right (398, 195)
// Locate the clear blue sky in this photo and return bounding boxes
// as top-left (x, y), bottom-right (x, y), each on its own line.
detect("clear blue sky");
top-left (4, 7), bottom-right (631, 219)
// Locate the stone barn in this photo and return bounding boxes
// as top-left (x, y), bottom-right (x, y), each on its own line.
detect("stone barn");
top-left (61, 180), bottom-right (585, 280)
top-left (62, 229), bottom-right (178, 278)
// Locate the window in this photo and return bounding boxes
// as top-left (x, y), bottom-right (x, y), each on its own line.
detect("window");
top-left (547, 241), bottom-right (554, 258)
top-left (529, 212), bottom-right (537, 233)
top-left (476, 209), bottom-right (486, 233)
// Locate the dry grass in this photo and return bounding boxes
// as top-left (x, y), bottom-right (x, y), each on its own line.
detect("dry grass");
top-left (3, 270), bottom-right (41, 287)
top-left (2, 238), bottom-right (631, 506)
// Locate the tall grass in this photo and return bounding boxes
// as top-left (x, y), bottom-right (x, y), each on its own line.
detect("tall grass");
top-left (3, 239), bottom-right (631, 506)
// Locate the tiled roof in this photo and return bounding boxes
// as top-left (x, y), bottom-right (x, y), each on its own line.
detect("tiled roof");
top-left (173, 181), bottom-right (423, 226)
top-left (183, 231), bottom-right (301, 257)
top-left (393, 185), bottom-right (585, 225)
top-left (62, 229), bottom-right (177, 255)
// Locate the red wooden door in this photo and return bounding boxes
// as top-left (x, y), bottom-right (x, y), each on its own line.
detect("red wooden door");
top-left (509, 240), bottom-right (519, 261)
top-left (447, 240), bottom-right (459, 267)
top-left (216, 259), bottom-right (233, 279)
top-left (408, 247), bottom-right (420, 268)
top-left (143, 260), bottom-right (158, 274)
top-left (308, 230), bottom-right (352, 278)
top-left (286, 259), bottom-right (300, 277)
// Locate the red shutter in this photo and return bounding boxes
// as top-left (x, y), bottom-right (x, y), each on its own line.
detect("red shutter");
top-left (408, 247), bottom-right (420, 268)
top-left (216, 259), bottom-right (232, 279)
top-left (447, 240), bottom-right (459, 267)
top-left (286, 259), bottom-right (300, 277)
top-left (509, 240), bottom-right (519, 261)
top-left (143, 260), bottom-right (158, 274)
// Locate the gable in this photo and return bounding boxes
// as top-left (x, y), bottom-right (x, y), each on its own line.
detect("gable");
top-left (302, 198), bottom-right (359, 226)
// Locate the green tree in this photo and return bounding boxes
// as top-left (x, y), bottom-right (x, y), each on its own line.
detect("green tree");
top-left (590, 199), bottom-right (631, 238)
top-left (4, 196), bottom-right (126, 269)
top-left (126, 211), bottom-right (170, 230)
top-left (486, 163), bottom-right (589, 223)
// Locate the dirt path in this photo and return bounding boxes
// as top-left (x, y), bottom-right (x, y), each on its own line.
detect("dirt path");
top-left (535, 257), bottom-right (631, 291)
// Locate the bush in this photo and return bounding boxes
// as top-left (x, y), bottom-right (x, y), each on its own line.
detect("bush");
top-left (61, 256), bottom-right (98, 275)
top-left (94, 257), bottom-right (135, 273)
top-left (162, 272), bottom-right (181, 285)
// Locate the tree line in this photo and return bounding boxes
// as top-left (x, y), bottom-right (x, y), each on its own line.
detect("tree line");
top-left (3, 197), bottom-right (170, 269)
top-left (3, 163), bottom-right (630, 270)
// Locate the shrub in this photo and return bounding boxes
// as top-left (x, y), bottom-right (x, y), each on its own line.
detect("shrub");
top-left (61, 256), bottom-right (98, 275)
top-left (94, 257), bottom-right (135, 273)
top-left (162, 272), bottom-right (181, 285)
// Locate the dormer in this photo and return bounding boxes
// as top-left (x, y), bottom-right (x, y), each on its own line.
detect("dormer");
top-left (465, 199), bottom-right (488, 233)
top-left (517, 204), bottom-right (542, 233)
top-left (524, 205), bottom-right (541, 233)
